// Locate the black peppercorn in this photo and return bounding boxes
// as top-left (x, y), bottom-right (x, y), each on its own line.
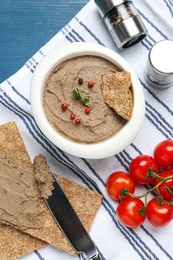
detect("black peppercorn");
top-left (78, 78), bottom-right (83, 85)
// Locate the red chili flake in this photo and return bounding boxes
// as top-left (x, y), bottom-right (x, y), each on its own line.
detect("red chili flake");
top-left (75, 119), bottom-right (80, 124)
top-left (61, 103), bottom-right (68, 110)
top-left (87, 81), bottom-right (95, 87)
top-left (70, 113), bottom-right (75, 119)
top-left (85, 107), bottom-right (90, 114)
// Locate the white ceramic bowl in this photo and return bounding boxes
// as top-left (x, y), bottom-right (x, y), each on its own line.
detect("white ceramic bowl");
top-left (30, 43), bottom-right (145, 159)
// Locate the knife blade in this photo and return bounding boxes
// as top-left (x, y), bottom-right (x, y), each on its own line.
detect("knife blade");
top-left (44, 173), bottom-right (101, 260)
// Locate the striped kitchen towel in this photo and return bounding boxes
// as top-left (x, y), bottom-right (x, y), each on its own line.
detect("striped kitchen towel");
top-left (0, 0), bottom-right (173, 259)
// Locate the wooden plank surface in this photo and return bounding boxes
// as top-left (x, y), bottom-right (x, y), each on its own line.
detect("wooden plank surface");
top-left (0, 0), bottom-right (87, 83)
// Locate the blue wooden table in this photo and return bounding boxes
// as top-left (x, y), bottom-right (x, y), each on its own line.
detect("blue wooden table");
top-left (0, 0), bottom-right (87, 83)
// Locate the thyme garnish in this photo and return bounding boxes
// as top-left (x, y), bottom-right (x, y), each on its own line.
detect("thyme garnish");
top-left (73, 88), bottom-right (90, 107)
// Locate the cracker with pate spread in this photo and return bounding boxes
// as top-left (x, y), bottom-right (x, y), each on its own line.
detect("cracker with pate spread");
top-left (0, 122), bottom-right (103, 259)
top-left (0, 122), bottom-right (46, 260)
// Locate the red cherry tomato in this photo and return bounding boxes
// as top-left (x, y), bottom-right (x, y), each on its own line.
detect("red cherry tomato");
top-left (153, 171), bottom-right (173, 201)
top-left (116, 197), bottom-right (146, 228)
top-left (154, 140), bottom-right (173, 170)
top-left (106, 171), bottom-right (135, 200)
top-left (146, 198), bottom-right (173, 227)
top-left (129, 155), bottom-right (158, 184)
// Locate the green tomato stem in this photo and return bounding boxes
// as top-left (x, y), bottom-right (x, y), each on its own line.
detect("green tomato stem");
top-left (127, 174), bottom-right (173, 205)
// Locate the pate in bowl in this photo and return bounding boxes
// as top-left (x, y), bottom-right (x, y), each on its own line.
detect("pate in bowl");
top-left (30, 43), bottom-right (145, 159)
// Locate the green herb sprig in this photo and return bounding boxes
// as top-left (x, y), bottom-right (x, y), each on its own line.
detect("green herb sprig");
top-left (73, 88), bottom-right (90, 107)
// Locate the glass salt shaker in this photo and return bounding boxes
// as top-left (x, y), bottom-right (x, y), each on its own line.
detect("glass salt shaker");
top-left (145, 40), bottom-right (173, 89)
top-left (94, 0), bottom-right (148, 49)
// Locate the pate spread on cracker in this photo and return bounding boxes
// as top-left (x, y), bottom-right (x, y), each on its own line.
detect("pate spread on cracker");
top-left (0, 122), bottom-right (103, 259)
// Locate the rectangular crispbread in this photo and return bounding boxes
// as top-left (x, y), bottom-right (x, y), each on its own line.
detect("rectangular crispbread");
top-left (0, 224), bottom-right (47, 260)
top-left (0, 122), bottom-right (47, 260)
top-left (0, 122), bottom-right (103, 259)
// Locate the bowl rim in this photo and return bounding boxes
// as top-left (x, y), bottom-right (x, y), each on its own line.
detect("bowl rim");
top-left (30, 43), bottom-right (145, 159)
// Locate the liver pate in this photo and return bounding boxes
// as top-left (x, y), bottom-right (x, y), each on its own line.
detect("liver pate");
top-left (43, 55), bottom-right (127, 143)
top-left (34, 154), bottom-right (54, 199)
top-left (0, 154), bottom-right (43, 230)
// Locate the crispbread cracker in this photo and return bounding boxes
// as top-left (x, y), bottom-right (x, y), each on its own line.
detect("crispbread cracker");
top-left (0, 121), bottom-right (31, 165)
top-left (0, 122), bottom-right (103, 258)
top-left (0, 224), bottom-right (46, 260)
top-left (101, 71), bottom-right (133, 120)
top-left (0, 122), bottom-right (46, 260)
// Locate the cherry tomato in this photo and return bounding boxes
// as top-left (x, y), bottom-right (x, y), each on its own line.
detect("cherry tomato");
top-left (106, 171), bottom-right (135, 200)
top-left (146, 198), bottom-right (173, 227)
top-left (129, 155), bottom-right (158, 184)
top-left (153, 171), bottom-right (173, 201)
top-left (154, 140), bottom-right (173, 170)
top-left (116, 197), bottom-right (146, 228)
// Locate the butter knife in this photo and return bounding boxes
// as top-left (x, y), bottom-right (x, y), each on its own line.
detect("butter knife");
top-left (45, 173), bottom-right (101, 260)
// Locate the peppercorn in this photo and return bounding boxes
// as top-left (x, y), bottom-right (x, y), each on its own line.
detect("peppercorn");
top-left (78, 78), bottom-right (83, 85)
top-left (88, 81), bottom-right (95, 87)
top-left (85, 108), bottom-right (91, 114)
top-left (75, 119), bottom-right (80, 124)
top-left (61, 103), bottom-right (68, 110)
top-left (70, 113), bottom-right (75, 119)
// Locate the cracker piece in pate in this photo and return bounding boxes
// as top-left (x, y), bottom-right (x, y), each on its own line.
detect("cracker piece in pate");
top-left (101, 71), bottom-right (133, 120)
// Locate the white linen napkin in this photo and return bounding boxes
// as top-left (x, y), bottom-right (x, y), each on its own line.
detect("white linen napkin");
top-left (0, 0), bottom-right (173, 259)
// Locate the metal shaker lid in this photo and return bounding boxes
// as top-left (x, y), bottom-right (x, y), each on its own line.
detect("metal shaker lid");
top-left (94, 0), bottom-right (127, 17)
